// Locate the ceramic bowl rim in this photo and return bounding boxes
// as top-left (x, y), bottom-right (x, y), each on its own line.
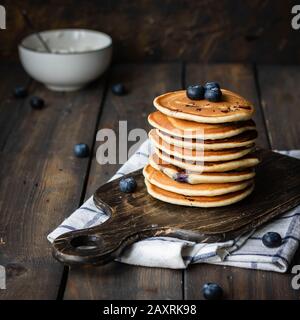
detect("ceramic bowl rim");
top-left (19, 28), bottom-right (113, 55)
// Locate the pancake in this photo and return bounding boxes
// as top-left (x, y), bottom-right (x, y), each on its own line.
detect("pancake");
top-left (143, 164), bottom-right (253, 197)
top-left (149, 153), bottom-right (256, 184)
top-left (156, 128), bottom-right (257, 150)
top-left (154, 89), bottom-right (254, 123)
top-left (148, 111), bottom-right (256, 140)
top-left (145, 179), bottom-right (254, 207)
top-left (149, 130), bottom-right (255, 162)
top-left (155, 148), bottom-right (260, 172)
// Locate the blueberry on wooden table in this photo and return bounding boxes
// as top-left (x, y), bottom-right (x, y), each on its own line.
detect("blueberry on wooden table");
top-left (30, 96), bottom-right (45, 109)
top-left (204, 87), bottom-right (222, 102)
top-left (186, 84), bottom-right (205, 100)
top-left (119, 177), bottom-right (137, 193)
top-left (13, 85), bottom-right (28, 98)
top-left (202, 283), bottom-right (223, 300)
top-left (204, 81), bottom-right (220, 90)
top-left (73, 143), bottom-right (90, 158)
top-left (262, 232), bottom-right (282, 248)
top-left (111, 83), bottom-right (127, 95)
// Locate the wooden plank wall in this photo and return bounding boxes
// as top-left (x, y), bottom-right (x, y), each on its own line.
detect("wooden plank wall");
top-left (1, 0), bottom-right (298, 63)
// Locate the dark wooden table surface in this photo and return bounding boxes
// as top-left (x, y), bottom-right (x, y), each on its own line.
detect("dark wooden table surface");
top-left (0, 62), bottom-right (299, 300)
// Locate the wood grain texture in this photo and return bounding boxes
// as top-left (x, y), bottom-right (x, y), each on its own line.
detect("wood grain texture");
top-left (0, 63), bottom-right (31, 149)
top-left (0, 73), bottom-right (106, 299)
top-left (258, 65), bottom-right (300, 149)
top-left (52, 150), bottom-right (300, 266)
top-left (186, 264), bottom-right (300, 300)
top-left (1, 0), bottom-right (298, 63)
top-left (63, 63), bottom-right (184, 299)
top-left (257, 65), bottom-right (300, 298)
top-left (65, 263), bottom-right (182, 300)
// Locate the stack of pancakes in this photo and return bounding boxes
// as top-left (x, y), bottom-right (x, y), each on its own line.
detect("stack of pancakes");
top-left (143, 89), bottom-right (259, 207)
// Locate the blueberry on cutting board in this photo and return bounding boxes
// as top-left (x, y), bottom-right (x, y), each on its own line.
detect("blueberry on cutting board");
top-left (74, 143), bottom-right (90, 158)
top-left (262, 232), bottom-right (282, 248)
top-left (202, 283), bottom-right (223, 300)
top-left (30, 96), bottom-right (45, 109)
top-left (186, 85), bottom-right (205, 100)
top-left (119, 177), bottom-right (137, 193)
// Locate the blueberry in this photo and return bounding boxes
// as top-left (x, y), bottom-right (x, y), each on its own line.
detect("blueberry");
top-left (30, 96), bottom-right (45, 109)
top-left (74, 143), bottom-right (90, 158)
top-left (13, 86), bottom-right (28, 98)
top-left (262, 232), bottom-right (282, 248)
top-left (202, 283), bottom-right (223, 300)
top-left (186, 85), bottom-right (205, 100)
top-left (112, 83), bottom-right (127, 95)
top-left (174, 172), bottom-right (188, 183)
top-left (119, 177), bottom-right (137, 193)
top-left (204, 82), bottom-right (220, 91)
top-left (204, 87), bottom-right (222, 102)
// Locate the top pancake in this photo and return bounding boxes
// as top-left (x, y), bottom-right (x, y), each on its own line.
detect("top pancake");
top-left (148, 111), bottom-right (256, 140)
top-left (154, 89), bottom-right (254, 123)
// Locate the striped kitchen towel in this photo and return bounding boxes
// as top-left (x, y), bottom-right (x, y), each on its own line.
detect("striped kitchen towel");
top-left (48, 140), bottom-right (300, 272)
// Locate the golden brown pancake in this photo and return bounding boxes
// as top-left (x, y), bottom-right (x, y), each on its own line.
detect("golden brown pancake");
top-left (143, 164), bottom-right (253, 197)
top-left (155, 149), bottom-right (260, 172)
top-left (149, 153), bottom-right (256, 184)
top-left (149, 130), bottom-right (255, 162)
top-left (148, 111), bottom-right (256, 140)
top-left (154, 89), bottom-right (254, 123)
top-left (155, 128), bottom-right (257, 150)
top-left (145, 179), bottom-right (254, 207)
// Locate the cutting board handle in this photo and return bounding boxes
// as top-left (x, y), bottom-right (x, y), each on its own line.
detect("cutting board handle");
top-left (52, 197), bottom-right (165, 265)
top-left (51, 150), bottom-right (300, 266)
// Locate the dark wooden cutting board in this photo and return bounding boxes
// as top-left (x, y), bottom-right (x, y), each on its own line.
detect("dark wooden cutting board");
top-left (52, 149), bottom-right (300, 266)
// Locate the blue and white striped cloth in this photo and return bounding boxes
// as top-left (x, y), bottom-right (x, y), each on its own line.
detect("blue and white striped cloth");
top-left (48, 141), bottom-right (300, 272)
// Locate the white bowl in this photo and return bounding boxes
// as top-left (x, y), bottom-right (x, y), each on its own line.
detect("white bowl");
top-left (19, 29), bottom-right (112, 91)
